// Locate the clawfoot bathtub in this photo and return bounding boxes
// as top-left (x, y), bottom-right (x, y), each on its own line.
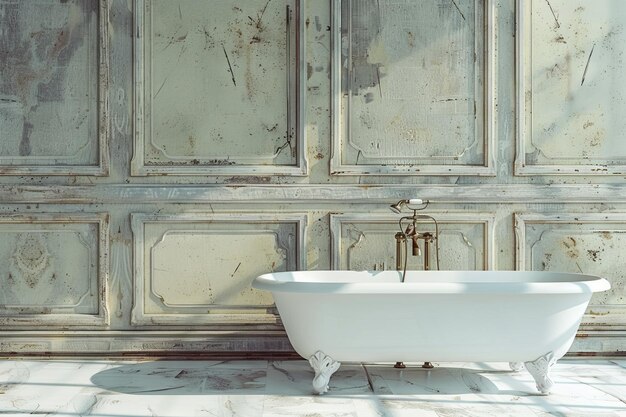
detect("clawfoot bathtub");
top-left (253, 270), bottom-right (610, 395)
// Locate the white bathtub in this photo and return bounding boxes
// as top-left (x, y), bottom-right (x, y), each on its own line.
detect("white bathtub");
top-left (253, 270), bottom-right (610, 394)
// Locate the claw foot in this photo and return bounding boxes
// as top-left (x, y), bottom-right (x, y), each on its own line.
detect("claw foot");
top-left (509, 362), bottom-right (524, 372)
top-left (525, 352), bottom-right (556, 394)
top-left (308, 351), bottom-right (341, 394)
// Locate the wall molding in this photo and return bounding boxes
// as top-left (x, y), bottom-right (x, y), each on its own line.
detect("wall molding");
top-left (130, 212), bottom-right (307, 326)
top-left (131, 0), bottom-right (308, 176)
top-left (0, 330), bottom-right (293, 355)
top-left (0, 0), bottom-right (110, 176)
top-left (2, 184), bottom-right (626, 204)
top-left (0, 330), bottom-right (620, 356)
top-left (330, 212), bottom-right (495, 270)
top-left (515, 212), bottom-right (626, 330)
top-left (0, 213), bottom-right (110, 328)
top-left (515, 0), bottom-right (626, 176)
top-left (331, 0), bottom-right (496, 176)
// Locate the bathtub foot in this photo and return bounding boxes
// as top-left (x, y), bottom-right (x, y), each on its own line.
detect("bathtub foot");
top-left (394, 362), bottom-right (406, 369)
top-left (309, 351), bottom-right (341, 395)
top-left (509, 362), bottom-right (524, 372)
top-left (525, 352), bottom-right (556, 394)
top-left (422, 362), bottom-right (434, 369)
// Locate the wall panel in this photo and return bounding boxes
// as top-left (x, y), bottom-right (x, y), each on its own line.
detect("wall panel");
top-left (132, 0), bottom-right (307, 176)
top-left (0, 213), bottom-right (109, 327)
top-left (331, 0), bottom-right (495, 175)
top-left (515, 213), bottom-right (626, 327)
top-left (331, 213), bottom-right (494, 271)
top-left (131, 213), bottom-right (306, 326)
top-left (0, 0), bottom-right (108, 176)
top-left (516, 0), bottom-right (626, 175)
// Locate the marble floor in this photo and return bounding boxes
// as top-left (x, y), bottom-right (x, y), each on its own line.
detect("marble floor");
top-left (0, 359), bottom-right (624, 416)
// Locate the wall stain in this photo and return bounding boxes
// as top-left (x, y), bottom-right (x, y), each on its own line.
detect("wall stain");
top-left (600, 231), bottom-right (613, 240)
top-left (586, 249), bottom-right (600, 262)
top-left (561, 236), bottom-right (580, 259)
top-left (19, 121), bottom-right (33, 156)
top-left (0, 0), bottom-right (95, 156)
top-left (346, 0), bottom-right (383, 94)
top-left (224, 176), bottom-right (271, 184)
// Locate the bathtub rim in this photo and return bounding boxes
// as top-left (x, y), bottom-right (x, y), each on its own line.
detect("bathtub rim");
top-left (253, 270), bottom-right (610, 295)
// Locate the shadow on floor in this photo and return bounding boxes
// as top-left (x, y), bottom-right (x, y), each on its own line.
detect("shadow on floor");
top-left (90, 360), bottom-right (510, 396)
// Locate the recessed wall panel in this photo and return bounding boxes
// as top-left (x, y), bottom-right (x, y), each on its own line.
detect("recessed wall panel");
top-left (516, 0), bottom-right (626, 175)
top-left (133, 0), bottom-right (306, 176)
top-left (0, 0), bottom-right (107, 175)
top-left (131, 213), bottom-right (306, 326)
top-left (0, 214), bottom-right (109, 327)
top-left (331, 0), bottom-right (495, 175)
top-left (330, 213), bottom-right (494, 270)
top-left (515, 213), bottom-right (626, 309)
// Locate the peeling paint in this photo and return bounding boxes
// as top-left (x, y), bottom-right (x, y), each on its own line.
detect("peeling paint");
top-left (0, 0), bottom-right (98, 165)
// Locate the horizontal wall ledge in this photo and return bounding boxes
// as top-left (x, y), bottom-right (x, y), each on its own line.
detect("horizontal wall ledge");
top-left (1, 184), bottom-right (626, 204)
top-left (0, 331), bottom-right (293, 356)
top-left (0, 330), bottom-right (622, 357)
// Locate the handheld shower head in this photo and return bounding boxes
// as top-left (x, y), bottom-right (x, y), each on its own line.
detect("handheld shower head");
top-left (390, 200), bottom-right (405, 214)
top-left (390, 199), bottom-right (425, 213)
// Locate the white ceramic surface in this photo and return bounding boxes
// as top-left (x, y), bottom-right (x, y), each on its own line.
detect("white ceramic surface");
top-left (254, 270), bottom-right (610, 393)
top-left (254, 270), bottom-right (610, 363)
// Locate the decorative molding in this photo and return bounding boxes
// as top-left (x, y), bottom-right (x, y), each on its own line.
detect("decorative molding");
top-left (0, 0), bottom-right (110, 176)
top-left (0, 330), bottom-right (619, 356)
top-left (330, 212), bottom-right (495, 270)
top-left (331, 0), bottom-right (496, 176)
top-left (515, 212), bottom-right (626, 328)
top-left (0, 213), bottom-right (109, 328)
top-left (515, 212), bottom-right (626, 268)
top-left (131, 0), bottom-right (307, 176)
top-left (0, 330), bottom-right (293, 355)
top-left (4, 184), bottom-right (626, 204)
top-left (515, 0), bottom-right (626, 176)
top-left (131, 212), bottom-right (307, 326)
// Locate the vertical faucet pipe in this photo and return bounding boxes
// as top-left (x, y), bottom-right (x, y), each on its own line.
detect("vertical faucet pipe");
top-left (395, 232), bottom-right (406, 273)
top-left (423, 234), bottom-right (431, 271)
top-left (397, 214), bottom-right (441, 275)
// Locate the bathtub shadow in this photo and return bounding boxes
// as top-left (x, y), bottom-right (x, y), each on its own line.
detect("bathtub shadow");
top-left (361, 364), bottom-right (511, 396)
top-left (90, 360), bottom-right (522, 396)
top-left (90, 360), bottom-right (268, 395)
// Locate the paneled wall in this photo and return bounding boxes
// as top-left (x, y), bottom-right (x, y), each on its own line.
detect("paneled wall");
top-left (0, 0), bottom-right (624, 356)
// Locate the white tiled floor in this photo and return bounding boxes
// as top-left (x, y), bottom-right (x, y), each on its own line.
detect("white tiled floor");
top-left (0, 359), bottom-right (625, 416)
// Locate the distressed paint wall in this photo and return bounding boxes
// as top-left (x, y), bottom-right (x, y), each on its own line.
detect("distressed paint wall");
top-left (337, 0), bottom-right (487, 172)
top-left (519, 0), bottom-right (626, 174)
top-left (0, 0), bottom-right (625, 356)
